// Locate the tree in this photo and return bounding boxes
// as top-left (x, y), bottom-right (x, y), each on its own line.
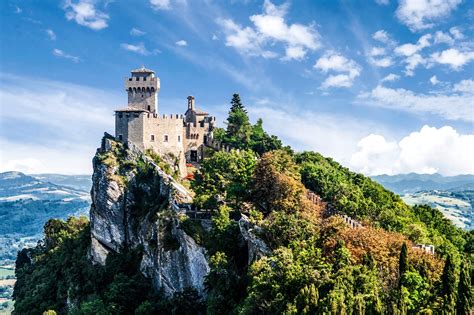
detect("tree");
top-left (441, 255), bottom-right (456, 313)
top-left (230, 93), bottom-right (246, 114)
top-left (456, 260), bottom-right (472, 315)
top-left (399, 243), bottom-right (408, 286)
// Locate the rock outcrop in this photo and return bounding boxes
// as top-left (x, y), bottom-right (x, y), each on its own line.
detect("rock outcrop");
top-left (89, 134), bottom-right (209, 296)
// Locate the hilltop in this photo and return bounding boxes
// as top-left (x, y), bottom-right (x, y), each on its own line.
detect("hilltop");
top-left (12, 97), bottom-right (472, 314)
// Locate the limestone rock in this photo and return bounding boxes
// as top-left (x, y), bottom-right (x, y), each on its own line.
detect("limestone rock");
top-left (238, 214), bottom-right (270, 265)
top-left (89, 136), bottom-right (209, 297)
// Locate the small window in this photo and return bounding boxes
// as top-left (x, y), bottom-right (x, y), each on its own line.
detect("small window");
top-left (118, 114), bottom-right (123, 118)
top-left (144, 77), bottom-right (147, 81)
top-left (148, 105), bottom-right (150, 111)
top-left (178, 135), bottom-right (181, 142)
top-left (164, 135), bottom-right (169, 142)
top-left (151, 135), bottom-right (155, 141)
top-left (129, 78), bottom-right (132, 81)
top-left (118, 135), bottom-right (123, 141)
top-left (136, 77), bottom-right (139, 81)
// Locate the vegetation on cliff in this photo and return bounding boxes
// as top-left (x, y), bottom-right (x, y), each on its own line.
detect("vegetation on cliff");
top-left (13, 94), bottom-right (472, 314)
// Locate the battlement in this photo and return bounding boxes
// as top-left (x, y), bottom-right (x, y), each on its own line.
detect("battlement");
top-left (145, 113), bottom-right (184, 120)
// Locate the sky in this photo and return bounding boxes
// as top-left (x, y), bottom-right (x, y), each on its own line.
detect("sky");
top-left (0, 0), bottom-right (473, 176)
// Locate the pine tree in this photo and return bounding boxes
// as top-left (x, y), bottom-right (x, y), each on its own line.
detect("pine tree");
top-left (229, 93), bottom-right (246, 114)
top-left (441, 254), bottom-right (456, 314)
top-left (456, 260), bottom-right (472, 315)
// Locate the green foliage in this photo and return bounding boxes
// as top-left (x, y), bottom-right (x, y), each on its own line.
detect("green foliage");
top-left (214, 94), bottom-right (283, 155)
top-left (399, 243), bottom-right (409, 286)
top-left (192, 150), bottom-right (256, 209)
top-left (179, 216), bottom-right (208, 246)
top-left (441, 255), bottom-right (457, 313)
top-left (456, 259), bottom-right (472, 314)
top-left (295, 151), bottom-right (467, 257)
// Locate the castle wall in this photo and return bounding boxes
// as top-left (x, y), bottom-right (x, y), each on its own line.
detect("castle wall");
top-left (115, 112), bottom-right (145, 149)
top-left (143, 114), bottom-right (187, 177)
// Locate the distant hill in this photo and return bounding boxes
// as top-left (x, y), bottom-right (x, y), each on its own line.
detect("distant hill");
top-left (0, 172), bottom-right (91, 263)
top-left (372, 173), bottom-right (473, 230)
top-left (371, 173), bottom-right (474, 195)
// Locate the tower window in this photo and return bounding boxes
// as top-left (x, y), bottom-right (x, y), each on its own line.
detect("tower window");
top-left (118, 135), bottom-right (123, 141)
top-left (151, 135), bottom-right (155, 141)
top-left (148, 105), bottom-right (150, 111)
top-left (164, 135), bottom-right (169, 142)
top-left (136, 77), bottom-right (139, 81)
top-left (178, 135), bottom-right (181, 142)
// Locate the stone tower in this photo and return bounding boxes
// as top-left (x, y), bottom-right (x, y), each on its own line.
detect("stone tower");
top-left (125, 66), bottom-right (160, 112)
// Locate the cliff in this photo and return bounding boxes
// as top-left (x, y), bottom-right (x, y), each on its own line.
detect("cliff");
top-left (89, 134), bottom-right (209, 296)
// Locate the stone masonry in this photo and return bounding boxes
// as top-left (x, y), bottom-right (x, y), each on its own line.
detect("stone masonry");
top-left (115, 66), bottom-right (216, 177)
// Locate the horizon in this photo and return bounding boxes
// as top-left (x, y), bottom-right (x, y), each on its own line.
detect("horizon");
top-left (1, 0), bottom-right (473, 176)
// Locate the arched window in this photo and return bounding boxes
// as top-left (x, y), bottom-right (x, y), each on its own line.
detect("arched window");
top-left (164, 135), bottom-right (169, 142)
top-left (150, 135), bottom-right (155, 141)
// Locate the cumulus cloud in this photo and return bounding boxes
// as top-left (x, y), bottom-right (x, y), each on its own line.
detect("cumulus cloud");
top-left (395, 0), bottom-right (462, 32)
top-left (430, 48), bottom-right (474, 70)
top-left (52, 49), bottom-right (80, 63)
top-left (453, 79), bottom-right (474, 94)
top-left (358, 81), bottom-right (474, 122)
top-left (46, 29), bottom-right (56, 40)
top-left (350, 125), bottom-right (474, 176)
top-left (130, 27), bottom-right (145, 36)
top-left (394, 34), bottom-right (432, 56)
top-left (315, 51), bottom-right (361, 88)
top-left (120, 43), bottom-right (151, 55)
top-left (429, 75), bottom-right (439, 85)
top-left (372, 30), bottom-right (396, 46)
top-left (63, 0), bottom-right (109, 30)
top-left (218, 0), bottom-right (320, 60)
top-left (381, 73), bottom-right (400, 82)
top-left (175, 40), bottom-right (188, 46)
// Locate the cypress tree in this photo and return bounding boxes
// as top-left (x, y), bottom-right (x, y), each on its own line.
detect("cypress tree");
top-left (399, 243), bottom-right (408, 286)
top-left (456, 260), bottom-right (472, 314)
top-left (229, 93), bottom-right (247, 114)
top-left (441, 254), bottom-right (456, 313)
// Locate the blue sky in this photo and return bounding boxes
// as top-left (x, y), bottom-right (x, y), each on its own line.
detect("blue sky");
top-left (0, 0), bottom-right (473, 175)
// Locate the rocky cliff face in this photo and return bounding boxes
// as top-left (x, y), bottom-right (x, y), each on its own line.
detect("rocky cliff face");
top-left (89, 134), bottom-right (209, 296)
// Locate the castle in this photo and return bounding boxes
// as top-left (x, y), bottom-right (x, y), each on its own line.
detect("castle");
top-left (115, 66), bottom-right (216, 176)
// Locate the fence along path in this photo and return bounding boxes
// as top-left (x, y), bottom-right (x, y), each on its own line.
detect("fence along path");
top-left (306, 190), bottom-right (364, 229)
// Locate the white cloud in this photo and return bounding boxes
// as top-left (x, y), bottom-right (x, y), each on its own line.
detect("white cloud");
top-left (404, 53), bottom-right (426, 76)
top-left (358, 82), bottom-right (474, 122)
top-left (53, 49), bottom-right (80, 63)
top-left (381, 73), bottom-right (400, 82)
top-left (14, 5), bottom-right (22, 13)
top-left (315, 51), bottom-right (361, 88)
top-left (0, 74), bottom-right (120, 174)
top-left (430, 75), bottom-right (439, 85)
top-left (434, 31), bottom-right (454, 45)
top-left (394, 34), bottom-right (432, 56)
top-left (396, 0), bottom-right (462, 32)
top-left (369, 47), bottom-right (386, 57)
top-left (46, 29), bottom-right (56, 40)
top-left (453, 79), bottom-right (474, 94)
top-left (370, 57), bottom-right (394, 68)
top-left (372, 30), bottom-right (396, 46)
top-left (120, 43), bottom-right (150, 55)
top-left (212, 34), bottom-right (219, 40)
top-left (176, 40), bottom-right (188, 46)
top-left (63, 0), bottom-right (109, 30)
top-left (430, 48), bottom-right (474, 70)
top-left (449, 26), bottom-right (464, 40)
top-left (375, 0), bottom-right (389, 5)
top-left (350, 125), bottom-right (474, 176)
top-left (130, 27), bottom-right (145, 36)
top-left (218, 0), bottom-right (320, 60)
top-left (150, 0), bottom-right (170, 10)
